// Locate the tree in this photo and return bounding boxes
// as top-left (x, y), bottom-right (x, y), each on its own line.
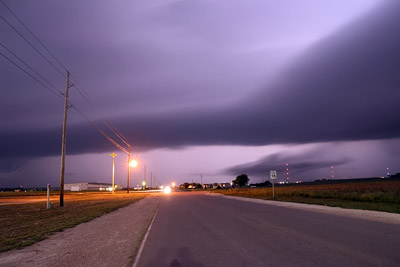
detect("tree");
top-left (233, 174), bottom-right (249, 187)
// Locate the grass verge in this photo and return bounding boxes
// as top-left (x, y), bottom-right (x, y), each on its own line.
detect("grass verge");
top-left (0, 192), bottom-right (146, 252)
top-left (214, 180), bottom-right (400, 213)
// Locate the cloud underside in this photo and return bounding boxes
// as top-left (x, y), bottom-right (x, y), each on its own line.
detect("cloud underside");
top-left (224, 153), bottom-right (350, 178)
top-left (1, 1), bottom-right (400, 161)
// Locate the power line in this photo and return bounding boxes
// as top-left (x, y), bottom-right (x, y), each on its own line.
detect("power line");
top-left (0, 15), bottom-right (65, 78)
top-left (0, 41), bottom-right (62, 94)
top-left (0, 0), bottom-right (69, 73)
top-left (70, 74), bottom-right (91, 100)
top-left (70, 74), bottom-right (130, 147)
top-left (1, 2), bottom-right (130, 153)
top-left (71, 103), bottom-right (129, 154)
top-left (1, 46), bottom-right (129, 154)
top-left (0, 50), bottom-right (63, 99)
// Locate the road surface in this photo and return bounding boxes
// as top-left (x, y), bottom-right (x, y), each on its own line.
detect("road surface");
top-left (135, 191), bottom-right (400, 267)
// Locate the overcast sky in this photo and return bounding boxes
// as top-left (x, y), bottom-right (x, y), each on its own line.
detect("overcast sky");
top-left (1, 0), bottom-right (399, 188)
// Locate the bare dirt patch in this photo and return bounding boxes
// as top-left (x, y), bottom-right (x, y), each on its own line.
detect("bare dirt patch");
top-left (0, 194), bottom-right (160, 267)
top-left (0, 192), bottom-right (148, 251)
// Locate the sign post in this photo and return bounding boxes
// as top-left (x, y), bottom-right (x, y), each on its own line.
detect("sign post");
top-left (270, 170), bottom-right (277, 200)
top-left (47, 184), bottom-right (52, 209)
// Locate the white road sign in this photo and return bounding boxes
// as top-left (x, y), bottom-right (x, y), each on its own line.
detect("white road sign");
top-left (270, 170), bottom-right (277, 180)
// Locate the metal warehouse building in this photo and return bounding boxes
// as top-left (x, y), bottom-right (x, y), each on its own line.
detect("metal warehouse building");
top-left (64, 182), bottom-right (123, 191)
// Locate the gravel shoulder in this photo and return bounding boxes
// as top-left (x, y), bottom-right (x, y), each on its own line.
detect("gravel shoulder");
top-left (209, 193), bottom-right (400, 225)
top-left (0, 194), bottom-right (160, 267)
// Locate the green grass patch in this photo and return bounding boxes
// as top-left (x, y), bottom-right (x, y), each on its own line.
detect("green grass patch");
top-left (0, 192), bottom-right (146, 252)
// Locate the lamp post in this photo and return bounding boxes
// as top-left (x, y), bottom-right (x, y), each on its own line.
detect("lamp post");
top-left (110, 153), bottom-right (117, 194)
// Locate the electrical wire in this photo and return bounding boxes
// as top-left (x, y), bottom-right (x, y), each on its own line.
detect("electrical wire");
top-left (0, 51), bottom-right (64, 99)
top-left (0, 15), bottom-right (65, 78)
top-left (70, 74), bottom-right (131, 147)
top-left (71, 103), bottom-right (129, 154)
top-left (0, 41), bottom-right (62, 94)
top-left (0, 0), bottom-right (69, 73)
top-left (1, 1), bottom-right (131, 154)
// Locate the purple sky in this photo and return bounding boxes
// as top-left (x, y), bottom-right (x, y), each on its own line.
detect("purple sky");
top-left (1, 0), bottom-right (399, 188)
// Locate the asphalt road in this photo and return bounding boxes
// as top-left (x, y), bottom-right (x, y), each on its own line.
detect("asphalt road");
top-left (135, 192), bottom-right (400, 267)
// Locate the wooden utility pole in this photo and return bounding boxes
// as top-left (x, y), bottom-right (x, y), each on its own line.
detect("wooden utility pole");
top-left (110, 153), bottom-right (117, 194)
top-left (59, 71), bottom-right (70, 207)
top-left (127, 145), bottom-right (131, 193)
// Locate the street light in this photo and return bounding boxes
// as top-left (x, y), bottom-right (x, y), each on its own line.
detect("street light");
top-left (130, 160), bottom-right (138, 167)
top-left (128, 160), bottom-right (138, 193)
top-left (142, 181), bottom-right (146, 190)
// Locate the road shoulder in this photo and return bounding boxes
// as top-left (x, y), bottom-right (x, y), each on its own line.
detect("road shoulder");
top-left (209, 192), bottom-right (400, 225)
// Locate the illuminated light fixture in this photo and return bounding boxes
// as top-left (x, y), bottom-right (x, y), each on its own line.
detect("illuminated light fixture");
top-left (164, 186), bottom-right (171, 194)
top-left (130, 160), bottom-right (138, 167)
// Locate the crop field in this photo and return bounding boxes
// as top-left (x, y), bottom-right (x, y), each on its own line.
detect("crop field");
top-left (215, 179), bottom-right (400, 214)
top-left (0, 191), bottom-right (146, 252)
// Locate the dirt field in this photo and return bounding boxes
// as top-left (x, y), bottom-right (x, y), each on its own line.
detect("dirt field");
top-left (0, 194), bottom-right (160, 267)
top-left (0, 191), bottom-right (149, 252)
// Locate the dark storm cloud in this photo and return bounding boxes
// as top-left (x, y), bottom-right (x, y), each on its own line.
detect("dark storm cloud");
top-left (224, 152), bottom-right (351, 178)
top-left (94, 0), bottom-right (400, 149)
top-left (0, 158), bottom-right (27, 174)
top-left (1, 0), bottom-right (400, 163)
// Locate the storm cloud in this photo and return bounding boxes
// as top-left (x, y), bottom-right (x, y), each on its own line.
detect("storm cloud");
top-left (224, 152), bottom-right (351, 180)
top-left (1, 0), bottom-right (399, 161)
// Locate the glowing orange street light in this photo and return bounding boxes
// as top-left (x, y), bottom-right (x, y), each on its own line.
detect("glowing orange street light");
top-left (171, 182), bottom-right (176, 189)
top-left (130, 160), bottom-right (138, 168)
top-left (127, 159), bottom-right (138, 193)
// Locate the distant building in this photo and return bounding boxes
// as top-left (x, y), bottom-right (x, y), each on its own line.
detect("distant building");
top-left (64, 182), bottom-right (123, 191)
top-left (220, 183), bottom-right (231, 188)
top-left (202, 184), bottom-right (212, 189)
top-left (212, 182), bottom-right (232, 189)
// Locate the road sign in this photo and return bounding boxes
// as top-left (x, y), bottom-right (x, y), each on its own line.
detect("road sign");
top-left (270, 170), bottom-right (277, 180)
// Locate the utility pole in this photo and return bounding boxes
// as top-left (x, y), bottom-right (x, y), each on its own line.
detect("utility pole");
top-left (110, 153), bottom-right (117, 194)
top-left (151, 172), bottom-right (153, 189)
top-left (59, 71), bottom-right (70, 207)
top-left (127, 145), bottom-right (130, 193)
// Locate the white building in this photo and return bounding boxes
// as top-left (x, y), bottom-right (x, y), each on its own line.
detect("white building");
top-left (64, 182), bottom-right (123, 191)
